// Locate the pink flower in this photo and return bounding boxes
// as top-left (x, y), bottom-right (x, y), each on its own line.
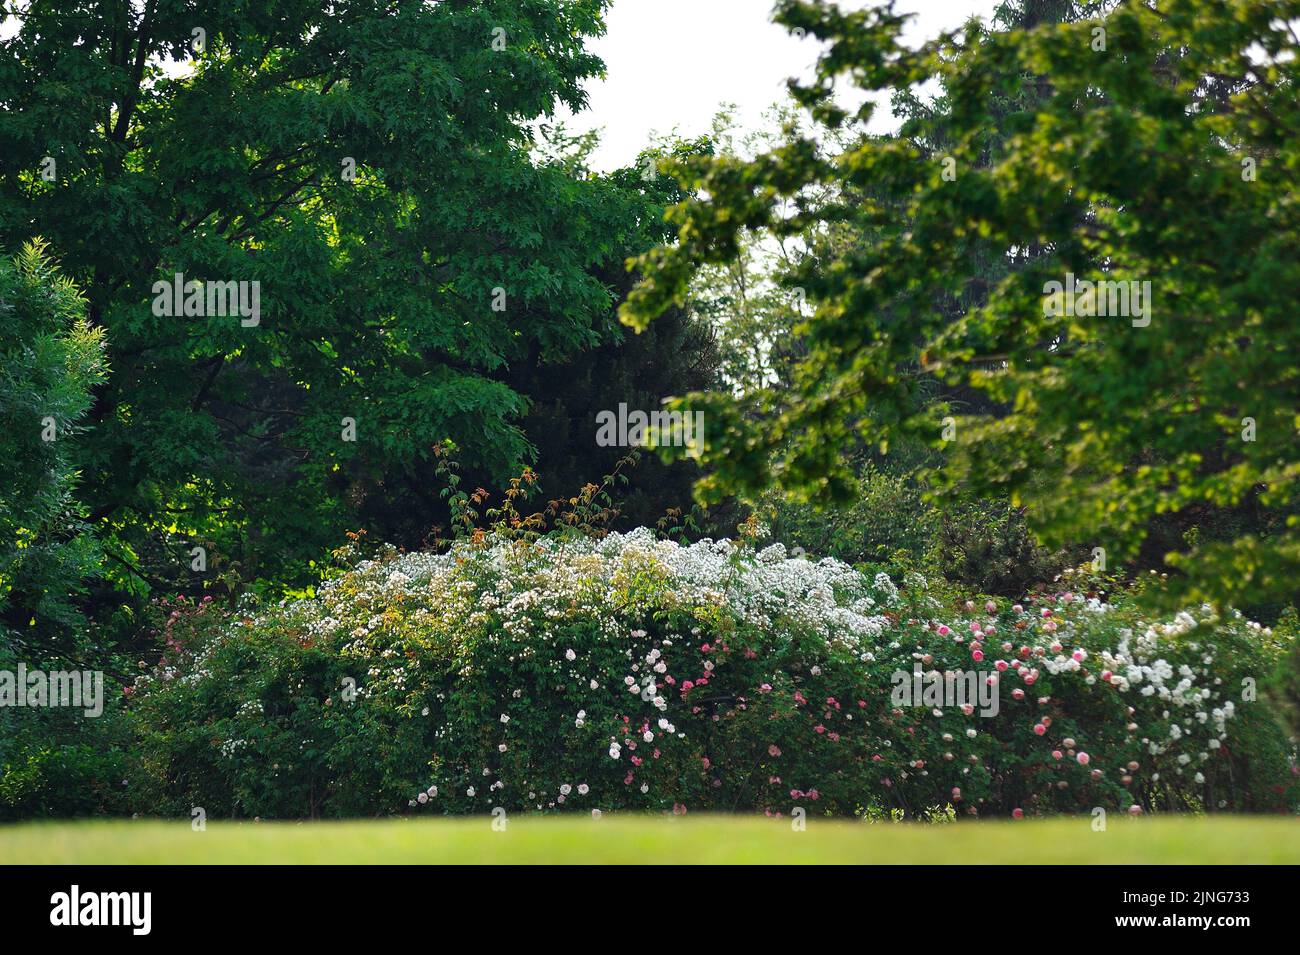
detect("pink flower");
top-left (1011, 688), bottom-right (1025, 700)
top-left (1076, 752), bottom-right (1090, 765)
top-left (1012, 808), bottom-right (1024, 819)
top-left (1052, 750), bottom-right (1063, 760)
top-left (807, 789), bottom-right (820, 801)
top-left (768, 745), bottom-right (781, 757)
top-left (759, 683), bottom-right (772, 693)
top-left (814, 724), bottom-right (826, 734)
top-left (937, 625), bottom-right (951, 637)
top-left (1033, 723), bottom-right (1047, 736)
top-left (790, 789), bottom-right (802, 799)
top-left (972, 649), bottom-right (984, 662)
top-left (995, 660), bottom-right (1008, 671)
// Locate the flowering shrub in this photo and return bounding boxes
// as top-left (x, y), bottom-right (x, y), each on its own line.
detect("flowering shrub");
top-left (127, 532), bottom-right (1298, 819)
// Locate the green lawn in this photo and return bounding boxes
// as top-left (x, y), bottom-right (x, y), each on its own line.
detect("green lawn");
top-left (1, 815), bottom-right (1297, 864)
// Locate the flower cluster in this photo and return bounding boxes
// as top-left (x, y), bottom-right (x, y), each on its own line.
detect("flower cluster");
top-left (125, 535), bottom-right (1298, 819)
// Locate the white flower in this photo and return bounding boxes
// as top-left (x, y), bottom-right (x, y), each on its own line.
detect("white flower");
top-left (499, 714), bottom-right (510, 724)
top-left (609, 742), bottom-right (621, 759)
top-left (565, 648), bottom-right (576, 661)
top-left (466, 786), bottom-right (476, 797)
top-left (577, 783), bottom-right (589, 795)
top-left (591, 809), bottom-right (602, 819)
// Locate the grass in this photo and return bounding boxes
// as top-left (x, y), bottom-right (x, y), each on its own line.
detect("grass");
top-left (0, 814), bottom-right (1297, 864)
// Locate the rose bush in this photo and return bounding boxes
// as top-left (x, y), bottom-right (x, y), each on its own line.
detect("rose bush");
top-left (126, 531), bottom-right (1298, 819)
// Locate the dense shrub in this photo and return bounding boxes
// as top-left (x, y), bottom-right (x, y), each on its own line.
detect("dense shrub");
top-left (769, 467), bottom-right (1077, 595)
top-left (0, 645), bottom-right (134, 821)
top-left (125, 531), bottom-right (1297, 820)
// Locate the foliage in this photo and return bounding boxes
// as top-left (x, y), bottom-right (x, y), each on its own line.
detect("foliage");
top-left (0, 241), bottom-right (108, 650)
top-left (0, 0), bottom-right (714, 638)
top-left (622, 0), bottom-right (1300, 609)
top-left (125, 530), bottom-right (1295, 819)
top-left (0, 638), bottom-right (134, 821)
top-left (767, 464), bottom-right (1078, 595)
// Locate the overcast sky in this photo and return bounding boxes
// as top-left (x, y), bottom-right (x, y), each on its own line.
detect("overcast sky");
top-left (565, 0), bottom-right (1001, 171)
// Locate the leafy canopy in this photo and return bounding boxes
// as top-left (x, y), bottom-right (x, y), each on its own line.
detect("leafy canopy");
top-left (0, 0), bottom-right (680, 598)
top-left (0, 240), bottom-right (108, 646)
top-left (623, 0), bottom-right (1300, 608)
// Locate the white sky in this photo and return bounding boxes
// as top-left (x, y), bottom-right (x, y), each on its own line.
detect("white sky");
top-left (566, 0), bottom-right (1001, 171)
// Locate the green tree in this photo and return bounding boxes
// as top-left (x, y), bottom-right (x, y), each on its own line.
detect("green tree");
top-left (624, 0), bottom-right (1300, 608)
top-left (0, 241), bottom-right (108, 651)
top-left (0, 0), bottom-right (679, 616)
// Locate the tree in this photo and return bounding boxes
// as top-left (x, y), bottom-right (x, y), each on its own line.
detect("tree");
top-left (0, 0), bottom-right (674, 612)
top-left (0, 241), bottom-right (107, 652)
top-left (623, 0), bottom-right (1300, 608)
